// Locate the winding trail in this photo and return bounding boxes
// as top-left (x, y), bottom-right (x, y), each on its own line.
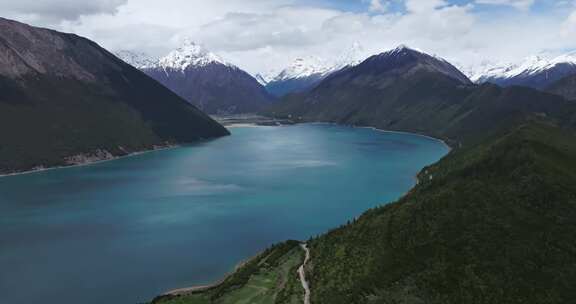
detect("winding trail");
top-left (298, 243), bottom-right (311, 304)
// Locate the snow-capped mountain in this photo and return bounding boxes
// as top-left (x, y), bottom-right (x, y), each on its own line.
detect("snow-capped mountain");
top-left (117, 40), bottom-right (274, 114)
top-left (470, 52), bottom-right (576, 89)
top-left (157, 39), bottom-right (231, 71)
top-left (114, 50), bottom-right (158, 69)
top-left (273, 57), bottom-right (332, 82)
top-left (264, 43), bottom-right (367, 97)
top-left (263, 57), bottom-right (332, 97)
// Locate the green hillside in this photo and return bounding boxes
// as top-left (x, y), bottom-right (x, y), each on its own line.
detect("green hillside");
top-left (307, 120), bottom-right (576, 303)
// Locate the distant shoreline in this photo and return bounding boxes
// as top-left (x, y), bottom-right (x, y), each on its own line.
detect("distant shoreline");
top-left (225, 123), bottom-right (268, 128)
top-left (0, 144), bottom-right (179, 179)
top-left (294, 121), bottom-right (452, 149)
top-left (358, 126), bottom-right (452, 150)
top-left (212, 114), bottom-right (295, 127)
top-left (0, 122), bottom-right (450, 180)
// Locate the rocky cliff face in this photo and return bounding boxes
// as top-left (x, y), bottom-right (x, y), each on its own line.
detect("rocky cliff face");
top-left (0, 17), bottom-right (228, 173)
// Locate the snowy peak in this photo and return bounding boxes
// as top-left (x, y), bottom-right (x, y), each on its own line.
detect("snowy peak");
top-left (114, 50), bottom-right (158, 69)
top-left (517, 53), bottom-right (576, 76)
top-left (267, 42), bottom-right (368, 83)
top-left (158, 39), bottom-right (230, 71)
top-left (377, 45), bottom-right (434, 60)
top-left (472, 52), bottom-right (576, 84)
top-left (272, 56), bottom-right (332, 82)
top-left (114, 40), bottom-right (232, 72)
top-left (465, 60), bottom-right (518, 83)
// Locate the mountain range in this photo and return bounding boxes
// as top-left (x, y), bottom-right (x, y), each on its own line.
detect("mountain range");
top-left (468, 52), bottom-right (576, 92)
top-left (259, 42), bottom-right (366, 97)
top-left (0, 18), bottom-right (228, 174)
top-left (269, 46), bottom-right (576, 145)
top-left (116, 41), bottom-right (274, 114)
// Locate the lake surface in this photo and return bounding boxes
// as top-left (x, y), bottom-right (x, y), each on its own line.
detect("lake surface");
top-left (0, 124), bottom-right (448, 304)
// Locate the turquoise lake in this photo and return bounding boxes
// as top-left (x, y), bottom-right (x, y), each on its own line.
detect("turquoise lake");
top-left (0, 124), bottom-right (449, 304)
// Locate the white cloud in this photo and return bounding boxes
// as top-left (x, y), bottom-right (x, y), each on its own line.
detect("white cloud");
top-left (3, 0), bottom-right (575, 75)
top-left (562, 10), bottom-right (576, 37)
top-left (0, 0), bottom-right (127, 22)
top-left (405, 0), bottom-right (448, 13)
top-left (368, 0), bottom-right (389, 13)
top-left (193, 7), bottom-right (340, 52)
top-left (475, 0), bottom-right (535, 11)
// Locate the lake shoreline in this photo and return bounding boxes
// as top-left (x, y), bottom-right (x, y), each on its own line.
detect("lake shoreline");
top-left (0, 121), bottom-right (449, 180)
top-left (306, 122), bottom-right (452, 150)
top-left (0, 144), bottom-right (180, 179)
top-left (152, 121), bottom-right (451, 300)
top-left (223, 119), bottom-right (451, 149)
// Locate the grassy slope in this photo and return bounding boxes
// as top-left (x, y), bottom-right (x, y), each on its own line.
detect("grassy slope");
top-left (307, 121), bottom-right (576, 303)
top-left (154, 241), bottom-right (304, 304)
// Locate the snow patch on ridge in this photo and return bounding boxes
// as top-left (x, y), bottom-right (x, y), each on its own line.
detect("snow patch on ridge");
top-left (115, 50), bottom-right (158, 69)
top-left (263, 42), bottom-right (368, 84)
top-left (158, 39), bottom-right (232, 71)
top-left (465, 52), bottom-right (576, 83)
top-left (115, 39), bottom-right (234, 73)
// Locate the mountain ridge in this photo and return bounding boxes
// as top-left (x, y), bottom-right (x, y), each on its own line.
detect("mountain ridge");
top-left (117, 41), bottom-right (275, 114)
top-left (0, 17), bottom-right (228, 174)
top-left (470, 52), bottom-right (576, 89)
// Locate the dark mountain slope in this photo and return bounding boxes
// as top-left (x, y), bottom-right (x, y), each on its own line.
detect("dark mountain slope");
top-left (144, 63), bottom-right (274, 114)
top-left (547, 73), bottom-right (576, 100)
top-left (0, 18), bottom-right (228, 174)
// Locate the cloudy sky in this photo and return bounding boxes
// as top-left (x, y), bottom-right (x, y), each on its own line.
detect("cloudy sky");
top-left (3, 0), bottom-right (576, 74)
